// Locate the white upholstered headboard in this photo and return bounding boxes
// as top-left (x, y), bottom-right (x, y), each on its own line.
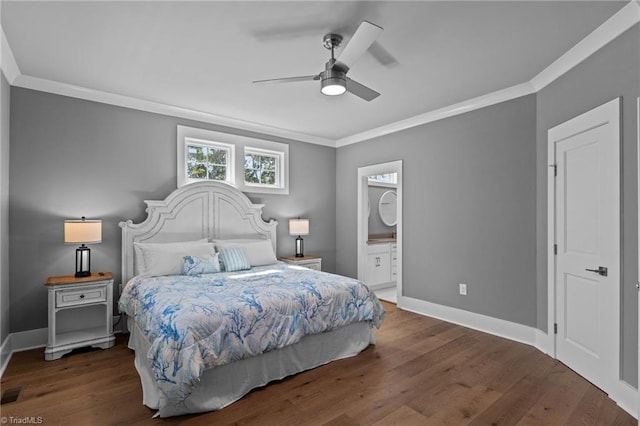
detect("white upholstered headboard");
top-left (119, 181), bottom-right (277, 282)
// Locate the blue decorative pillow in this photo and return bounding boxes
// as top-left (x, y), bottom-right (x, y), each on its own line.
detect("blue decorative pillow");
top-left (182, 253), bottom-right (221, 276)
top-left (219, 247), bottom-right (251, 272)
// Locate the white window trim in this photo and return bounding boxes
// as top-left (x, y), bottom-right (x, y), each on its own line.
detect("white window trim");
top-left (177, 125), bottom-right (289, 195)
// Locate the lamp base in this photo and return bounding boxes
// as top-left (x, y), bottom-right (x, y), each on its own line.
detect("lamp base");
top-left (75, 245), bottom-right (92, 278)
top-left (295, 236), bottom-right (304, 257)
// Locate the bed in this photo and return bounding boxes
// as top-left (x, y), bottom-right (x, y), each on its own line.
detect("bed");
top-left (118, 181), bottom-right (385, 417)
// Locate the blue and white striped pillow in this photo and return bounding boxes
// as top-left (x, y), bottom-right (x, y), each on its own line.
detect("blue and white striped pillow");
top-left (219, 246), bottom-right (251, 272)
top-left (182, 253), bottom-right (221, 276)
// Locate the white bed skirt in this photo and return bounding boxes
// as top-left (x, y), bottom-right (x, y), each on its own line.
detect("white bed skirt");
top-left (127, 318), bottom-right (376, 417)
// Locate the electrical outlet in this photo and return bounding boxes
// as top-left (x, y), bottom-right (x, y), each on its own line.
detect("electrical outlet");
top-left (459, 283), bottom-right (467, 296)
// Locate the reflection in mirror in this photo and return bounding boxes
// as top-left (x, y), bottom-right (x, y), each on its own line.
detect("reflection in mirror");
top-left (378, 190), bottom-right (397, 226)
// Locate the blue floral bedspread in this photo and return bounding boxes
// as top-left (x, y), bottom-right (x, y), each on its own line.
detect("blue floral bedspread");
top-left (118, 262), bottom-right (385, 403)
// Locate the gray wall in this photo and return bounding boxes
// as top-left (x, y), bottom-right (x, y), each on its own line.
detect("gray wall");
top-left (536, 24), bottom-right (639, 386)
top-left (1, 72), bottom-right (10, 346)
top-left (368, 185), bottom-right (397, 236)
top-left (337, 94), bottom-right (537, 327)
top-left (9, 88), bottom-right (336, 333)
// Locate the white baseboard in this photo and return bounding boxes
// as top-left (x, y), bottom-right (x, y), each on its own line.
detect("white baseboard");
top-left (397, 295), bottom-right (537, 346)
top-left (534, 328), bottom-right (553, 356)
top-left (9, 327), bottom-right (48, 352)
top-left (396, 295), bottom-right (638, 420)
top-left (612, 379), bottom-right (639, 420)
top-left (0, 328), bottom-right (46, 378)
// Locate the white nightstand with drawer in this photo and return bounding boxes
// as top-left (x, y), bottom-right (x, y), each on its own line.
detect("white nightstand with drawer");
top-left (280, 255), bottom-right (322, 271)
top-left (44, 272), bottom-right (115, 360)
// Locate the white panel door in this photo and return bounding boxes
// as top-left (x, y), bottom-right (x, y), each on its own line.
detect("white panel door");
top-left (551, 98), bottom-right (619, 395)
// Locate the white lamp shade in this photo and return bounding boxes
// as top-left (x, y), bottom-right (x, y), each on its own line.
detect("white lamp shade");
top-left (289, 218), bottom-right (309, 236)
top-left (64, 219), bottom-right (102, 244)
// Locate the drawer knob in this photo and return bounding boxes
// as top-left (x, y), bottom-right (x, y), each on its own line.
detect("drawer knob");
top-left (79, 294), bottom-right (85, 299)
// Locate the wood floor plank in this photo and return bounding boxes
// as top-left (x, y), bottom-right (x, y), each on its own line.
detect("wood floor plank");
top-left (371, 404), bottom-right (427, 426)
top-left (469, 369), bottom-right (555, 425)
top-left (564, 385), bottom-right (637, 426)
top-left (516, 362), bottom-right (591, 425)
top-left (1, 302), bottom-right (635, 425)
top-left (424, 384), bottom-right (502, 425)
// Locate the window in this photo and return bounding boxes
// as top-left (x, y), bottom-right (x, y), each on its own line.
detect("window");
top-left (177, 125), bottom-right (289, 194)
top-left (185, 139), bottom-right (233, 184)
top-left (244, 148), bottom-right (284, 188)
top-left (368, 172), bottom-right (398, 187)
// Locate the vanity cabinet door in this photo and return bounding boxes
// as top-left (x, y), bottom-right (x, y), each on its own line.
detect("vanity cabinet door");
top-left (366, 243), bottom-right (391, 286)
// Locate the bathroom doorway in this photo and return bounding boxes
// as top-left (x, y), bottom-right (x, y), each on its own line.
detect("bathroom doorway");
top-left (357, 161), bottom-right (402, 303)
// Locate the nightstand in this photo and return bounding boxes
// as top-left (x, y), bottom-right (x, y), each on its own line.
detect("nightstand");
top-left (280, 255), bottom-right (322, 271)
top-left (44, 272), bottom-right (115, 360)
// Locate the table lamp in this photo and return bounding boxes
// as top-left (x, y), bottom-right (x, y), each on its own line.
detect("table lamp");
top-left (289, 218), bottom-right (309, 257)
top-left (64, 217), bottom-right (102, 277)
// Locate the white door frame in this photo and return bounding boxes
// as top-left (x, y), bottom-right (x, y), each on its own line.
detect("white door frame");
top-left (636, 96), bottom-right (639, 418)
top-left (357, 160), bottom-right (403, 301)
top-left (546, 97), bottom-right (621, 395)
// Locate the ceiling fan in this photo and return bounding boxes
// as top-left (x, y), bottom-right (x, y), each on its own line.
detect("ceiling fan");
top-left (252, 21), bottom-right (383, 101)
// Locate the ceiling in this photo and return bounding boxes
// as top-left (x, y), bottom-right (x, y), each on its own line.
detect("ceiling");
top-left (0, 1), bottom-right (628, 144)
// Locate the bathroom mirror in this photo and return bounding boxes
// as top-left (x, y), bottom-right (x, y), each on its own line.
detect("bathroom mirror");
top-left (378, 190), bottom-right (397, 226)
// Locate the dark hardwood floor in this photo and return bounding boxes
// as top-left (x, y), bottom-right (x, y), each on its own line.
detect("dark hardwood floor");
top-left (1, 302), bottom-right (636, 425)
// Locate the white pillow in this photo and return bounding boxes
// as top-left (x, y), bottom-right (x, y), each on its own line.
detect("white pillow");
top-left (134, 239), bottom-right (209, 275)
top-left (213, 239), bottom-right (277, 267)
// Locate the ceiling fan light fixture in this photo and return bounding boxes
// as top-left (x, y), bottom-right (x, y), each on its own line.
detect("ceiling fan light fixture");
top-left (321, 77), bottom-right (346, 96)
top-left (321, 66), bottom-right (347, 96)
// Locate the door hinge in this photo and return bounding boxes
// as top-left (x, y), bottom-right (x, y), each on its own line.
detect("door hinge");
top-left (554, 244), bottom-right (557, 255)
top-left (554, 323), bottom-right (558, 334)
top-left (549, 164), bottom-right (557, 176)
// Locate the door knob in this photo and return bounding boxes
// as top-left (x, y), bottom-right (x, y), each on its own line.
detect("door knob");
top-left (585, 266), bottom-right (608, 276)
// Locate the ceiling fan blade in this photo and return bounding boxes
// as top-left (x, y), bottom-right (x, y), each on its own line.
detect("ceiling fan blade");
top-left (253, 75), bottom-right (320, 84)
top-left (335, 21), bottom-right (383, 72)
top-left (346, 77), bottom-right (380, 101)
top-left (369, 41), bottom-right (398, 67)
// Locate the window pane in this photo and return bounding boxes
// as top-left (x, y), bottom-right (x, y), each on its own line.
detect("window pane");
top-left (208, 165), bottom-right (227, 180)
top-left (187, 162), bottom-right (207, 179)
top-left (261, 171), bottom-right (275, 184)
top-left (244, 152), bottom-right (277, 186)
top-left (186, 144), bottom-right (229, 182)
top-left (208, 149), bottom-right (227, 165)
top-left (245, 169), bottom-right (259, 183)
top-left (188, 145), bottom-right (206, 162)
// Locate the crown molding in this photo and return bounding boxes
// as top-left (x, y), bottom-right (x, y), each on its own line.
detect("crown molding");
top-left (339, 0), bottom-right (639, 147)
top-left (335, 82), bottom-right (536, 148)
top-left (3, 1), bottom-right (638, 148)
top-left (0, 24), bottom-right (20, 84)
top-left (10, 74), bottom-right (336, 147)
top-left (530, 0), bottom-right (640, 91)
